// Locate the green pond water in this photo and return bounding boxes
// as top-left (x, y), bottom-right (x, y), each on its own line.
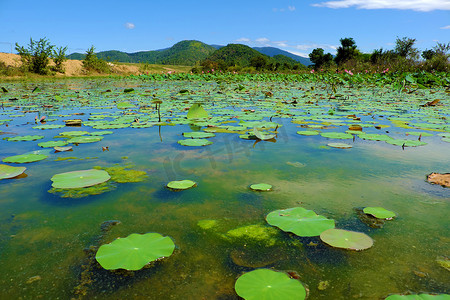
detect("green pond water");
top-left (0, 78), bottom-right (449, 299)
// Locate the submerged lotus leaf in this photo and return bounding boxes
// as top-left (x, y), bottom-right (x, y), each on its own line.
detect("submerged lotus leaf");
top-left (68, 136), bottom-right (103, 144)
top-left (3, 154), bottom-right (48, 163)
top-left (167, 179), bottom-right (197, 190)
top-left (51, 169), bottom-right (111, 189)
top-left (385, 294), bottom-right (450, 300)
top-left (250, 183), bottom-right (272, 191)
top-left (266, 207), bottom-right (335, 237)
top-left (6, 135), bottom-right (44, 142)
top-left (320, 228), bottom-right (373, 251)
top-left (226, 224), bottom-right (280, 247)
top-left (38, 140), bottom-right (69, 148)
top-left (95, 232), bottom-right (175, 271)
top-left (320, 132), bottom-right (353, 139)
top-left (0, 164), bottom-right (26, 179)
top-left (187, 103), bottom-right (208, 119)
top-left (363, 207), bottom-right (396, 219)
top-left (94, 166), bottom-right (148, 183)
top-left (436, 256), bottom-right (450, 271)
top-left (235, 269), bottom-right (306, 300)
top-left (183, 131), bottom-right (215, 138)
top-left (177, 139), bottom-right (212, 146)
top-left (116, 102), bottom-right (135, 109)
top-left (296, 130), bottom-right (320, 136)
top-left (327, 143), bottom-right (352, 149)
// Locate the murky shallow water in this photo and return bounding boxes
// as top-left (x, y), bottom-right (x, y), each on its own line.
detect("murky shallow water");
top-left (0, 78), bottom-right (449, 299)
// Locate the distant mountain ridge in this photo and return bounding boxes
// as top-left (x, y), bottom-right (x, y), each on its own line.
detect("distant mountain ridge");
top-left (67, 40), bottom-right (311, 66)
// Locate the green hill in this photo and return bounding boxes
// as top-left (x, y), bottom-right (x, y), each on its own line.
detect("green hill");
top-left (205, 44), bottom-right (269, 67)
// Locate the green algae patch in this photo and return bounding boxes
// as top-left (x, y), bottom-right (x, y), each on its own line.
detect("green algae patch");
top-left (197, 219), bottom-right (218, 230)
top-left (93, 166), bottom-right (148, 183)
top-left (48, 182), bottom-right (116, 198)
top-left (225, 224), bottom-right (280, 247)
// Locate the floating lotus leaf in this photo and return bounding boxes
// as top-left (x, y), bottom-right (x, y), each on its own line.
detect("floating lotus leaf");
top-left (235, 269), bottom-right (306, 300)
top-left (90, 131), bottom-right (114, 136)
top-left (116, 102), bottom-right (135, 109)
top-left (296, 130), bottom-right (320, 136)
top-left (5, 135), bottom-right (44, 142)
top-left (239, 134), bottom-right (258, 140)
top-left (363, 207), bottom-right (396, 219)
top-left (38, 140), bottom-right (69, 148)
top-left (442, 137), bottom-right (450, 143)
top-left (320, 228), bottom-right (373, 251)
top-left (177, 139), bottom-right (212, 146)
top-left (68, 136), bottom-right (104, 144)
top-left (0, 164), bottom-right (26, 179)
top-left (187, 103), bottom-right (208, 119)
top-left (320, 132), bottom-right (353, 139)
top-left (95, 232), bottom-right (175, 271)
top-left (32, 124), bottom-right (65, 130)
top-left (361, 134), bottom-right (393, 141)
top-left (3, 153), bottom-right (48, 163)
top-left (327, 143), bottom-right (352, 149)
top-left (167, 179), bottom-right (197, 190)
top-left (183, 132), bottom-right (215, 138)
top-left (385, 294), bottom-right (450, 300)
top-left (250, 183), bottom-right (272, 191)
top-left (253, 127), bottom-right (276, 140)
top-left (51, 169), bottom-right (111, 189)
top-left (386, 139), bottom-right (427, 147)
top-left (59, 130), bottom-right (90, 136)
top-left (406, 132), bottom-right (433, 137)
top-left (266, 207), bottom-right (335, 237)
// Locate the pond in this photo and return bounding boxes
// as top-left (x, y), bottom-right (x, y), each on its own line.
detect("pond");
top-left (0, 77), bottom-right (449, 299)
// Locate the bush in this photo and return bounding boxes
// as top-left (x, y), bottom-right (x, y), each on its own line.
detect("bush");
top-left (51, 46), bottom-right (68, 73)
top-left (82, 46), bottom-right (111, 73)
top-left (15, 37), bottom-right (54, 74)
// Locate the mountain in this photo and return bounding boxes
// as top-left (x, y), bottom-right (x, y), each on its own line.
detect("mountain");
top-left (252, 47), bottom-right (311, 66)
top-left (67, 40), bottom-right (216, 66)
top-left (205, 44), bottom-right (267, 67)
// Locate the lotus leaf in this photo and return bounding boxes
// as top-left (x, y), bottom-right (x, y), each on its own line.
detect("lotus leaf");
top-left (177, 139), bottom-right (212, 146)
top-left (363, 207), bottom-right (396, 219)
top-left (182, 132), bottom-right (215, 138)
top-left (32, 124), bottom-right (65, 130)
top-left (116, 102), bottom-right (135, 109)
top-left (90, 131), bottom-right (114, 136)
top-left (95, 232), bottom-right (175, 271)
top-left (48, 181), bottom-right (115, 198)
top-left (406, 132), bottom-right (433, 137)
top-left (235, 269), bottom-right (306, 300)
top-left (38, 140), bottom-right (69, 148)
top-left (5, 135), bottom-right (44, 142)
top-left (361, 134), bottom-right (393, 141)
top-left (327, 143), bottom-right (352, 149)
top-left (51, 169), bottom-right (111, 189)
top-left (167, 179), bottom-right (197, 190)
top-left (250, 183), bottom-right (272, 191)
top-left (59, 131), bottom-right (90, 136)
top-left (296, 130), bottom-right (320, 136)
top-left (386, 139), bottom-right (427, 147)
top-left (385, 294), bottom-right (450, 300)
top-left (266, 207), bottom-right (335, 237)
top-left (0, 164), bottom-right (26, 179)
top-left (253, 127), bottom-right (276, 140)
top-left (320, 132), bottom-right (353, 139)
top-left (187, 103), bottom-right (208, 119)
top-left (3, 154), bottom-right (48, 163)
top-left (320, 228), bottom-right (373, 251)
top-left (68, 136), bottom-right (104, 144)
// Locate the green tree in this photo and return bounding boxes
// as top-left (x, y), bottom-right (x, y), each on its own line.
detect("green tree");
top-left (82, 46), bottom-right (110, 73)
top-left (250, 55), bottom-right (268, 70)
top-left (334, 38), bottom-right (359, 65)
top-left (15, 37), bottom-right (54, 74)
top-left (52, 46), bottom-right (68, 73)
top-left (309, 48), bottom-right (333, 68)
top-left (422, 49), bottom-right (435, 60)
top-left (394, 37), bottom-right (419, 60)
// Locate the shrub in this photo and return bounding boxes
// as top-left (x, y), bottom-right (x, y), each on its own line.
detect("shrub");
top-left (15, 37), bottom-right (54, 74)
top-left (51, 46), bottom-right (68, 73)
top-left (82, 46), bottom-right (111, 73)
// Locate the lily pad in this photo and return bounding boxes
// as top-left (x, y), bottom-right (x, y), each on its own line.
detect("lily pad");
top-left (320, 228), bottom-right (373, 251)
top-left (167, 179), bottom-right (197, 190)
top-left (182, 132), bottom-right (215, 138)
top-left (296, 130), bottom-right (320, 136)
top-left (38, 140), bottom-right (69, 148)
top-left (68, 136), bottom-right (104, 144)
top-left (320, 132), bottom-right (353, 139)
top-left (250, 183), bottom-right (272, 191)
top-left (327, 143), bottom-right (352, 149)
top-left (363, 207), bottom-right (396, 219)
top-left (0, 164), bottom-right (26, 179)
top-left (3, 154), bottom-right (48, 163)
top-left (235, 269), bottom-right (306, 300)
top-left (386, 139), bottom-right (427, 147)
top-left (385, 294), bottom-right (450, 300)
top-left (266, 207), bottom-right (335, 237)
top-left (95, 232), bottom-right (175, 271)
top-left (50, 169), bottom-right (111, 189)
top-left (177, 139), bottom-right (212, 146)
top-left (5, 135), bottom-right (44, 142)
top-left (253, 127), bottom-right (276, 140)
top-left (187, 103), bottom-right (208, 119)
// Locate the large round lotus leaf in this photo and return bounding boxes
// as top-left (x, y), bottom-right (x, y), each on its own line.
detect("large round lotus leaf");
top-left (235, 269), bottom-right (306, 300)
top-left (187, 103), bottom-right (208, 119)
top-left (3, 153), bottom-right (48, 163)
top-left (183, 132), bottom-right (215, 138)
top-left (51, 169), bottom-right (111, 189)
top-left (59, 130), bottom-right (91, 136)
top-left (266, 207), bottom-right (335, 237)
top-left (320, 228), bottom-right (373, 251)
top-left (320, 132), bottom-right (353, 139)
top-left (405, 132), bottom-right (433, 137)
top-left (68, 136), bottom-right (103, 144)
top-left (32, 124), bottom-right (65, 130)
top-left (296, 130), bottom-right (320, 136)
top-left (167, 179), bottom-right (197, 190)
top-left (250, 183), bottom-right (272, 191)
top-left (0, 164), bottom-right (26, 179)
top-left (363, 207), bottom-right (396, 219)
top-left (386, 139), bottom-right (427, 147)
top-left (6, 135), bottom-right (44, 142)
top-left (116, 102), bottom-right (135, 109)
top-left (89, 130), bottom-right (113, 136)
top-left (385, 294), bottom-right (450, 300)
top-left (361, 134), bottom-right (393, 141)
top-left (177, 139), bottom-right (212, 146)
top-left (38, 140), bottom-right (69, 148)
top-left (95, 232), bottom-right (175, 271)
top-left (327, 142), bottom-right (352, 149)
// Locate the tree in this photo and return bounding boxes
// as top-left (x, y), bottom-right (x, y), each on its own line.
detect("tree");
top-left (15, 37), bottom-right (54, 74)
top-left (52, 46), bottom-right (68, 73)
top-left (82, 46), bottom-right (110, 73)
top-left (394, 37), bottom-right (419, 60)
top-left (422, 49), bottom-right (435, 60)
top-left (334, 37), bottom-right (359, 65)
top-left (250, 55), bottom-right (268, 70)
top-left (309, 48), bottom-right (333, 68)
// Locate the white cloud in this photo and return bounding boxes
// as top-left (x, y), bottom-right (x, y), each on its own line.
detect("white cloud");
top-left (124, 22), bottom-right (135, 29)
top-left (440, 25), bottom-right (450, 29)
top-left (312, 0), bottom-right (450, 12)
top-left (235, 37), bottom-right (251, 42)
top-left (255, 37), bottom-right (270, 43)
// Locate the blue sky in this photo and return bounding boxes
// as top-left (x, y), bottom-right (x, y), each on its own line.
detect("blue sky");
top-left (1, 0), bottom-right (449, 57)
